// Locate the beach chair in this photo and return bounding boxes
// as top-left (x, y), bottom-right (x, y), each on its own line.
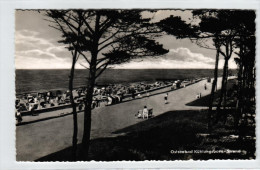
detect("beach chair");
top-left (107, 97), bottom-right (112, 105)
top-left (196, 93), bottom-right (201, 99)
top-left (148, 108), bottom-right (153, 118)
top-left (135, 109), bottom-right (143, 118)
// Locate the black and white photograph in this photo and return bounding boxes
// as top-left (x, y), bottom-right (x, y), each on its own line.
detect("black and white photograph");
top-left (3, 1), bottom-right (260, 169)
top-left (13, 8), bottom-right (257, 162)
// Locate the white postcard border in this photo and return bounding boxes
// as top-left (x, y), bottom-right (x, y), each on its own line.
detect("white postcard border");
top-left (0, 0), bottom-right (260, 169)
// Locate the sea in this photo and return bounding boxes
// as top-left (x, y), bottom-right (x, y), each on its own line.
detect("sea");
top-left (15, 69), bottom-right (228, 94)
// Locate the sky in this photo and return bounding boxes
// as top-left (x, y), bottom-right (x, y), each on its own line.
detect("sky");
top-left (15, 10), bottom-right (238, 69)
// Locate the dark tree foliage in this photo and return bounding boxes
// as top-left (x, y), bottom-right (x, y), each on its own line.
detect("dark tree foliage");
top-left (158, 10), bottom-right (223, 131)
top-left (185, 10), bottom-right (255, 128)
top-left (232, 11), bottom-right (256, 130)
top-left (157, 15), bottom-right (197, 39)
top-left (158, 9), bottom-right (256, 133)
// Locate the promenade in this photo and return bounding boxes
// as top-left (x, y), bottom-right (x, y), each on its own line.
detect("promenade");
top-left (16, 78), bottom-right (222, 161)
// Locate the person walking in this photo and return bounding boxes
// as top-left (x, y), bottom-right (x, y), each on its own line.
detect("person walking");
top-left (164, 93), bottom-right (168, 104)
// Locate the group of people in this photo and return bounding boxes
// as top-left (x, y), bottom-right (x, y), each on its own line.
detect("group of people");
top-left (15, 79), bottom-right (180, 124)
top-left (136, 106), bottom-right (152, 119)
top-left (93, 81), bottom-right (170, 97)
top-left (15, 80), bottom-right (173, 112)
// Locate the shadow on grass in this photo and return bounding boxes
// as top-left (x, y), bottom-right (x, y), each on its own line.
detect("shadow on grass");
top-left (35, 109), bottom-right (255, 162)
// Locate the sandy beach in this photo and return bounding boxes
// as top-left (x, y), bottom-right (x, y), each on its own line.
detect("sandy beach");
top-left (16, 78), bottom-right (222, 161)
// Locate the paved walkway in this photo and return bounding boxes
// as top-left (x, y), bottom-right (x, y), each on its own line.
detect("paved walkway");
top-left (16, 78), bottom-right (222, 161)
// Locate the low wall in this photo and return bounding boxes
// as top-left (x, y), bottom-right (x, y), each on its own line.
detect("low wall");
top-left (21, 103), bottom-right (72, 116)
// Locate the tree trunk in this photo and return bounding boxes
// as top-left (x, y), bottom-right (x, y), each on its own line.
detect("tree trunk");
top-left (80, 50), bottom-right (98, 160)
top-left (242, 66), bottom-right (246, 89)
top-left (81, 77), bottom-right (95, 160)
top-left (80, 14), bottom-right (100, 160)
top-left (69, 52), bottom-right (78, 161)
top-left (235, 62), bottom-right (243, 128)
top-left (216, 58), bottom-right (228, 123)
top-left (223, 61), bottom-right (229, 110)
top-left (208, 48), bottom-right (220, 132)
top-left (253, 67), bottom-right (256, 102)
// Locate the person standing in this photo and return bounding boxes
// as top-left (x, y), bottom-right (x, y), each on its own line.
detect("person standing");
top-left (164, 93), bottom-right (168, 104)
top-left (91, 100), bottom-right (96, 109)
top-left (96, 98), bottom-right (100, 107)
top-left (143, 106), bottom-right (149, 119)
top-left (132, 90), bottom-right (135, 99)
top-left (15, 108), bottom-right (22, 124)
top-left (31, 104), bottom-right (37, 116)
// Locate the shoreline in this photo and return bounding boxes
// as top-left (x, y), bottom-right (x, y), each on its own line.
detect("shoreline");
top-left (16, 69), bottom-right (233, 95)
top-left (16, 79), bottom-right (179, 96)
top-left (16, 77), bottom-right (210, 96)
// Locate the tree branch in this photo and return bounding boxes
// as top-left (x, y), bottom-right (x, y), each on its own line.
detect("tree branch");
top-left (78, 51), bottom-right (91, 64)
top-left (81, 15), bottom-right (95, 35)
top-left (98, 28), bottom-right (121, 45)
top-left (95, 62), bottom-right (109, 79)
top-left (79, 62), bottom-right (89, 70)
top-left (219, 49), bottom-right (226, 58)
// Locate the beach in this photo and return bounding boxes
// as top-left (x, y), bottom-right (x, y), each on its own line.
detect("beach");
top-left (16, 78), bottom-right (223, 161)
